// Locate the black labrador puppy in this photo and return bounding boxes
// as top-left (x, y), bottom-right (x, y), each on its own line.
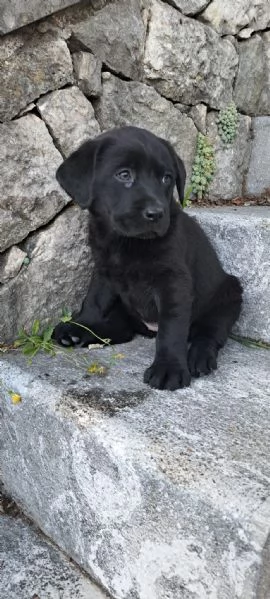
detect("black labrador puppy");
top-left (54, 126), bottom-right (242, 390)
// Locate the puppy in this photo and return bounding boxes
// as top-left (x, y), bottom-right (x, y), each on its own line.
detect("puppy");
top-left (54, 126), bottom-right (242, 390)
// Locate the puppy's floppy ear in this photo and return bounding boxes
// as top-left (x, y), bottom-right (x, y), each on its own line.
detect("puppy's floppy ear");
top-left (161, 140), bottom-right (186, 205)
top-left (56, 139), bottom-right (99, 208)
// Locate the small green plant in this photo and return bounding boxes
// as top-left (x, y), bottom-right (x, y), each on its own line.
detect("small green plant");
top-left (230, 333), bottom-right (270, 350)
top-left (14, 311), bottom-right (125, 375)
top-left (14, 320), bottom-right (56, 359)
top-left (182, 184), bottom-right (193, 209)
top-left (191, 134), bottom-right (216, 200)
top-left (217, 102), bottom-right (238, 145)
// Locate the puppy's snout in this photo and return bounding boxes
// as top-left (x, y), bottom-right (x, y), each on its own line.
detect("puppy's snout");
top-left (143, 206), bottom-right (165, 222)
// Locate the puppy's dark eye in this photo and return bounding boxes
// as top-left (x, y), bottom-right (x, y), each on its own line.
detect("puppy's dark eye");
top-left (115, 169), bottom-right (133, 183)
top-left (162, 173), bottom-right (173, 185)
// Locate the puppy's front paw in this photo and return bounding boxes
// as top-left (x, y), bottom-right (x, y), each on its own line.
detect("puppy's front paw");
top-left (53, 321), bottom-right (97, 348)
top-left (188, 338), bottom-right (218, 377)
top-left (144, 359), bottom-right (191, 390)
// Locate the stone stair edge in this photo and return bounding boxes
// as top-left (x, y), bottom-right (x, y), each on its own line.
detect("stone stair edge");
top-left (1, 338), bottom-right (270, 598)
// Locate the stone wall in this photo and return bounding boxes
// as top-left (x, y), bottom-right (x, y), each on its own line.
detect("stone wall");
top-left (0, 0), bottom-right (269, 342)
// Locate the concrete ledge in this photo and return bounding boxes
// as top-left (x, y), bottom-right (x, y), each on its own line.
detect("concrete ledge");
top-left (1, 338), bottom-right (270, 599)
top-left (188, 206), bottom-right (270, 342)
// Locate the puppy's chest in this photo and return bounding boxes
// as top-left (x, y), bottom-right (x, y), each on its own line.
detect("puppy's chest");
top-left (105, 254), bottom-right (158, 322)
top-left (123, 279), bottom-right (158, 323)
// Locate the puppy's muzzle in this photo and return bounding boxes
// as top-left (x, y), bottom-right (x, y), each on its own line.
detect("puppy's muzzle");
top-left (142, 206), bottom-right (165, 222)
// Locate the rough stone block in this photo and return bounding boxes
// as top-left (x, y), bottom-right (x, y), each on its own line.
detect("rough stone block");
top-left (71, 0), bottom-right (145, 79)
top-left (189, 207), bottom-right (270, 342)
top-left (189, 103), bottom-right (207, 134)
top-left (0, 31), bottom-right (73, 121)
top-left (73, 51), bottom-right (102, 97)
top-left (206, 111), bottom-right (251, 200)
top-left (0, 514), bottom-right (106, 598)
top-left (0, 0), bottom-right (81, 35)
top-left (0, 246), bottom-right (27, 284)
top-left (37, 86), bottom-right (100, 157)
top-left (18, 102), bottom-right (36, 117)
top-left (246, 117), bottom-right (270, 195)
top-left (1, 338), bottom-right (269, 599)
top-left (0, 114), bottom-right (70, 253)
top-left (0, 205), bottom-right (92, 343)
top-left (168, 0), bottom-right (210, 16)
top-left (96, 72), bottom-right (197, 182)
top-left (234, 33), bottom-right (270, 115)
top-left (143, 0), bottom-right (238, 109)
top-left (200, 0), bottom-right (270, 36)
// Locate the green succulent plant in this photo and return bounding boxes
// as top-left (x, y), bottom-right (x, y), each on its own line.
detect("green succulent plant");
top-left (217, 102), bottom-right (238, 145)
top-left (191, 133), bottom-right (216, 200)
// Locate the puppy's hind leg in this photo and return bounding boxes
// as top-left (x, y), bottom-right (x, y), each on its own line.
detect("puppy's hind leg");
top-left (188, 275), bottom-right (243, 377)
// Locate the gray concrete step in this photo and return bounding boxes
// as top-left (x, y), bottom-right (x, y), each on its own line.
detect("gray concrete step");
top-left (1, 338), bottom-right (270, 599)
top-left (0, 512), bottom-right (108, 599)
top-left (188, 206), bottom-right (270, 343)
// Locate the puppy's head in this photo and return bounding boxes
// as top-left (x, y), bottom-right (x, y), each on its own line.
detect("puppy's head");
top-left (56, 126), bottom-right (186, 239)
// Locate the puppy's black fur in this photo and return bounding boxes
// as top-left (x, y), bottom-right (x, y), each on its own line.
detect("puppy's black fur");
top-left (54, 126), bottom-right (242, 390)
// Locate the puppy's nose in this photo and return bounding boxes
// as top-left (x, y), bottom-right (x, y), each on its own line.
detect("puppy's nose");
top-left (143, 206), bottom-right (164, 222)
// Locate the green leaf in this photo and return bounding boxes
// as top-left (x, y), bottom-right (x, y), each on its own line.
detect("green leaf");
top-left (29, 335), bottom-right (43, 344)
top-left (61, 307), bottom-right (72, 319)
top-left (17, 328), bottom-right (28, 339)
top-left (43, 326), bottom-right (54, 342)
top-left (22, 345), bottom-right (37, 357)
top-left (31, 320), bottom-right (40, 335)
top-left (60, 308), bottom-right (72, 323)
top-left (14, 338), bottom-right (27, 348)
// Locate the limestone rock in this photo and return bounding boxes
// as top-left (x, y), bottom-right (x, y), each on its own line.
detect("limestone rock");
top-left (0, 114), bottom-right (70, 253)
top-left (0, 32), bottom-right (73, 121)
top-left (238, 27), bottom-right (254, 39)
top-left (0, 0), bottom-right (81, 35)
top-left (18, 102), bottom-right (36, 117)
top-left (189, 104), bottom-right (207, 134)
top-left (206, 112), bottom-right (251, 200)
top-left (0, 515), bottom-right (105, 599)
top-left (71, 0), bottom-right (145, 79)
top-left (200, 0), bottom-right (270, 36)
top-left (234, 33), bottom-right (270, 115)
top-left (0, 205), bottom-right (92, 343)
top-left (174, 103), bottom-right (190, 114)
top-left (0, 247), bottom-right (27, 284)
top-left (168, 0), bottom-right (210, 16)
top-left (96, 73), bottom-right (197, 182)
top-left (143, 0), bottom-right (238, 109)
top-left (37, 86), bottom-right (100, 157)
top-left (246, 117), bottom-right (270, 195)
top-left (73, 51), bottom-right (102, 97)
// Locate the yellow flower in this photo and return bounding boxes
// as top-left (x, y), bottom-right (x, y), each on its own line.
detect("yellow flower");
top-left (10, 393), bottom-right (22, 404)
top-left (113, 353), bottom-right (125, 360)
top-left (87, 362), bottom-right (107, 375)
